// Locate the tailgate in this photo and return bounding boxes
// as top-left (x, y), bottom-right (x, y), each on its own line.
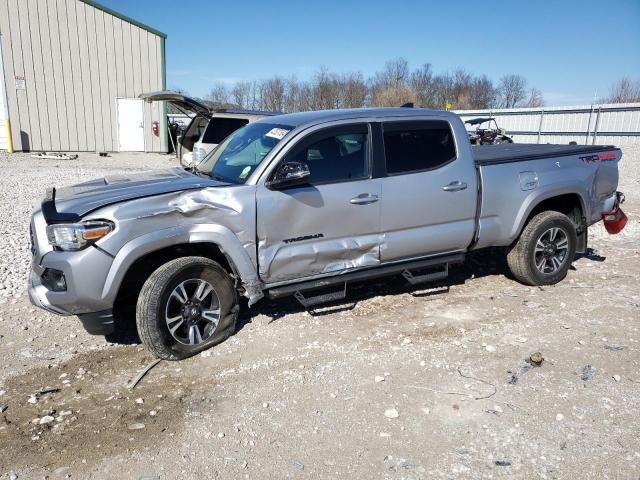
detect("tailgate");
top-left (140, 90), bottom-right (212, 119)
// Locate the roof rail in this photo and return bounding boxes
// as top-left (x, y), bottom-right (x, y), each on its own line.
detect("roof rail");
top-left (214, 108), bottom-right (282, 116)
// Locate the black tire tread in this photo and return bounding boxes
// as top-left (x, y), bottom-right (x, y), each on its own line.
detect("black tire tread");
top-left (507, 211), bottom-right (577, 286)
top-left (136, 256), bottom-right (237, 360)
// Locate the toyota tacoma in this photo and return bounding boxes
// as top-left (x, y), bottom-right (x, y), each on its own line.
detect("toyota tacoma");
top-left (28, 108), bottom-right (627, 359)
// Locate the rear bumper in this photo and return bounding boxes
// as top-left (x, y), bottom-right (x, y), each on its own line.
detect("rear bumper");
top-left (601, 191), bottom-right (624, 215)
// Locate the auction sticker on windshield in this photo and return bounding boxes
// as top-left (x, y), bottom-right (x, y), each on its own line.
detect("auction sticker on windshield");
top-left (265, 128), bottom-right (290, 140)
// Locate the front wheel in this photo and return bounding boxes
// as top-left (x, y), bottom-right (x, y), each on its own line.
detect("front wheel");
top-left (507, 211), bottom-right (577, 286)
top-left (136, 256), bottom-right (239, 360)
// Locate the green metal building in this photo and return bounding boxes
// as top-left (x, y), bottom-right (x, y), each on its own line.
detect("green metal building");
top-left (0, 0), bottom-right (168, 152)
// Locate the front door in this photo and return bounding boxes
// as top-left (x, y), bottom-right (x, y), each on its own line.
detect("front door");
top-left (256, 124), bottom-right (381, 284)
top-left (117, 99), bottom-right (145, 151)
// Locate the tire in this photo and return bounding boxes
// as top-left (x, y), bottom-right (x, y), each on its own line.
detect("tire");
top-left (136, 256), bottom-right (239, 360)
top-left (507, 211), bottom-right (577, 286)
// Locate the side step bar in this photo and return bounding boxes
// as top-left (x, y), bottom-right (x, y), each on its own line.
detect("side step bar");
top-left (267, 253), bottom-right (464, 307)
top-left (294, 283), bottom-right (347, 308)
top-left (401, 263), bottom-right (448, 285)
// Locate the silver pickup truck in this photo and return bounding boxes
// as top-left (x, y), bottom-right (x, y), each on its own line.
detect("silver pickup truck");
top-left (28, 108), bottom-right (627, 359)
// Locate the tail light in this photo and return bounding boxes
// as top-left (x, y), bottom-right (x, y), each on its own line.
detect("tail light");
top-left (602, 191), bottom-right (627, 234)
top-left (603, 208), bottom-right (627, 234)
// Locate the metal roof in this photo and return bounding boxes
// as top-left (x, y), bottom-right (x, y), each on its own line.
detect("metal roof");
top-left (79, 0), bottom-right (167, 39)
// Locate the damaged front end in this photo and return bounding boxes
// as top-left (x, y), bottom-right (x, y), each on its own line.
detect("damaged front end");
top-left (35, 168), bottom-right (267, 313)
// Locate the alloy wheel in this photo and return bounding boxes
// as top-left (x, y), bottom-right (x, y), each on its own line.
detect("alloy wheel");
top-left (164, 279), bottom-right (221, 345)
top-left (533, 227), bottom-right (569, 275)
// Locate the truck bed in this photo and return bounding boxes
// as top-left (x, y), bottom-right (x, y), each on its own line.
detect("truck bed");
top-left (473, 143), bottom-right (618, 165)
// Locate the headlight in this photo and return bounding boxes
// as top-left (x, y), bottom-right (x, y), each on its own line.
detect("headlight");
top-left (46, 221), bottom-right (114, 251)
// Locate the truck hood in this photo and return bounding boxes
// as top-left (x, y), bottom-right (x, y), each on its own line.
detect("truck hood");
top-left (48, 168), bottom-right (225, 220)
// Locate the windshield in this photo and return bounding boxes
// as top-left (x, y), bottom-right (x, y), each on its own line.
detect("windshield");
top-left (195, 122), bottom-right (293, 184)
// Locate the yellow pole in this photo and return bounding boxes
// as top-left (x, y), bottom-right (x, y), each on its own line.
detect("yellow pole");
top-left (4, 119), bottom-right (13, 153)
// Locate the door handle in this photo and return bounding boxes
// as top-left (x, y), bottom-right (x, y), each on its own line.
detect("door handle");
top-left (350, 193), bottom-right (379, 205)
top-left (442, 181), bottom-right (468, 192)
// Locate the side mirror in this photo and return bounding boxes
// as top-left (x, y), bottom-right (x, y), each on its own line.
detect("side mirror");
top-left (267, 161), bottom-right (311, 190)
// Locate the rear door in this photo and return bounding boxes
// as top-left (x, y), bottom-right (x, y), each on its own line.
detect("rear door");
top-left (256, 123), bottom-right (381, 284)
top-left (377, 119), bottom-right (477, 262)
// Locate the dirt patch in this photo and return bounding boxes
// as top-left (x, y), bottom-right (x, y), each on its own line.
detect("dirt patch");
top-left (0, 346), bottom-right (202, 474)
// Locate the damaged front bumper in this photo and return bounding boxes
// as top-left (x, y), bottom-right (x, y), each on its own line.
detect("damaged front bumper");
top-left (28, 211), bottom-right (116, 335)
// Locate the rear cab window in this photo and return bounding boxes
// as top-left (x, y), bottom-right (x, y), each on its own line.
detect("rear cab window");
top-left (382, 120), bottom-right (456, 175)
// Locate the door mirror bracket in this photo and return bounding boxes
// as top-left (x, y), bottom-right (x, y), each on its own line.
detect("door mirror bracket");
top-left (266, 161), bottom-right (311, 190)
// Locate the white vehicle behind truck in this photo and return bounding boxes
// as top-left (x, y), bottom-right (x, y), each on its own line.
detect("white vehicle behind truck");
top-left (140, 91), bottom-right (280, 165)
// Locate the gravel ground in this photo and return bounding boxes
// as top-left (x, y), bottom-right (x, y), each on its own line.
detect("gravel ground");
top-left (0, 148), bottom-right (639, 479)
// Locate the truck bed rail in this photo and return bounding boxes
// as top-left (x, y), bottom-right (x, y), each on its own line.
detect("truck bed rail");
top-left (473, 144), bottom-right (619, 166)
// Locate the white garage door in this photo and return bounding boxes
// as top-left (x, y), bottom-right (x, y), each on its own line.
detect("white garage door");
top-left (117, 98), bottom-right (145, 151)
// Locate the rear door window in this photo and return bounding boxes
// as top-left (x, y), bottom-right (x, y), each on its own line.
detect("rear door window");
top-left (203, 118), bottom-right (250, 144)
top-left (382, 120), bottom-right (456, 174)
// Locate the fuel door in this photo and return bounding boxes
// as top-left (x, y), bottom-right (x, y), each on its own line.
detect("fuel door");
top-left (519, 171), bottom-right (539, 191)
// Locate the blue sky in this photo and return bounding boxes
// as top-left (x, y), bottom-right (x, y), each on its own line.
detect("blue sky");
top-left (101, 0), bottom-right (640, 106)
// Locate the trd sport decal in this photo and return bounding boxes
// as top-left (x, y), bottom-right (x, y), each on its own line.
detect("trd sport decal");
top-left (579, 152), bottom-right (616, 163)
top-left (283, 233), bottom-right (324, 244)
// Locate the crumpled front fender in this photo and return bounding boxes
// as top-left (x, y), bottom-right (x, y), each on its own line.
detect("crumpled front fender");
top-left (100, 224), bottom-right (263, 306)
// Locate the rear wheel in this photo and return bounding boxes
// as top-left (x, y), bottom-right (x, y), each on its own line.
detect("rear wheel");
top-left (507, 211), bottom-right (577, 286)
top-left (136, 256), bottom-right (239, 360)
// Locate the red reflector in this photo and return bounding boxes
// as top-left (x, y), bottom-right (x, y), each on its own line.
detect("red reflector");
top-left (602, 207), bottom-right (627, 234)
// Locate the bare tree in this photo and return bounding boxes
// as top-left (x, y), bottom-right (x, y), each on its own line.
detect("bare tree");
top-left (297, 82), bottom-right (314, 111)
top-left (525, 88), bottom-right (544, 107)
top-left (451, 69), bottom-right (473, 107)
top-left (207, 83), bottom-right (231, 107)
top-left (431, 73), bottom-right (455, 109)
top-left (310, 68), bottom-right (340, 110)
top-left (373, 57), bottom-right (410, 90)
top-left (261, 77), bottom-right (286, 111)
top-left (410, 63), bottom-right (435, 107)
top-left (338, 72), bottom-right (367, 108)
top-left (498, 74), bottom-right (527, 108)
top-left (283, 76), bottom-right (300, 113)
top-left (606, 77), bottom-right (640, 103)
top-left (213, 60), bottom-right (543, 114)
top-left (371, 85), bottom-right (418, 107)
top-left (469, 76), bottom-right (496, 109)
top-left (231, 81), bottom-right (252, 109)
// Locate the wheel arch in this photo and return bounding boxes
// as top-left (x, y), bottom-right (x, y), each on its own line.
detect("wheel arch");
top-left (102, 225), bottom-right (262, 309)
top-left (512, 191), bottom-right (588, 252)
